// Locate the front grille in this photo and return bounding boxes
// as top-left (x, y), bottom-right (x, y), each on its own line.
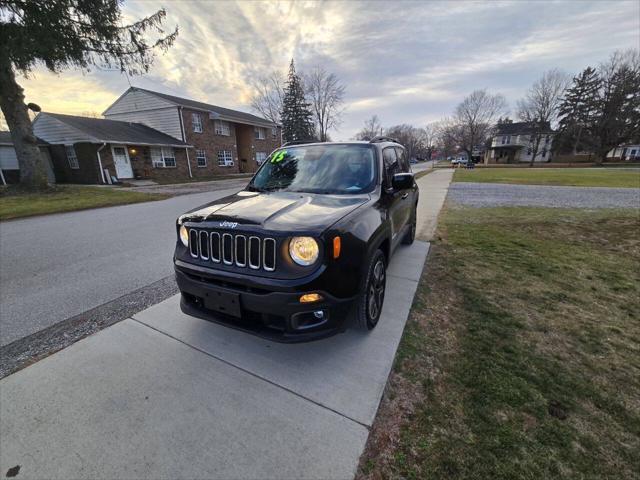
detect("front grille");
top-left (189, 229), bottom-right (276, 272)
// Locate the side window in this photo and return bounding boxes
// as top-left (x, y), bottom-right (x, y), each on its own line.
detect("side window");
top-left (395, 147), bottom-right (409, 172)
top-left (382, 148), bottom-right (399, 186)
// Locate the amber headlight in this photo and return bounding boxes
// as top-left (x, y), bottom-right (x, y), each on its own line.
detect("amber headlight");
top-left (289, 237), bottom-right (319, 266)
top-left (179, 225), bottom-right (189, 247)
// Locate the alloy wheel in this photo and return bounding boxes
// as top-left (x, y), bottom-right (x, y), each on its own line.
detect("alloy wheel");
top-left (367, 259), bottom-right (386, 321)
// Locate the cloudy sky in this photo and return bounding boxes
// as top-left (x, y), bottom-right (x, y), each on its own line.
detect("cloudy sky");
top-left (12, 0), bottom-right (640, 138)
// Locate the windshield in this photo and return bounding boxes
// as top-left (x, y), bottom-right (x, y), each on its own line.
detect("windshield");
top-left (248, 144), bottom-right (377, 194)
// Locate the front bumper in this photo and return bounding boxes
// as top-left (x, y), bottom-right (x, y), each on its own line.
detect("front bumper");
top-left (174, 263), bottom-right (355, 342)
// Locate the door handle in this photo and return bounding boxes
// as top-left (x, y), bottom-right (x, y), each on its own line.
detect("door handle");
top-left (401, 193), bottom-right (409, 200)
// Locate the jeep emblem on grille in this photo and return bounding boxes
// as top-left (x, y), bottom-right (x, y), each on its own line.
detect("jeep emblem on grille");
top-left (220, 221), bottom-right (238, 229)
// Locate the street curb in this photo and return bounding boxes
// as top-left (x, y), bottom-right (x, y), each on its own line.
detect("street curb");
top-left (0, 276), bottom-right (179, 379)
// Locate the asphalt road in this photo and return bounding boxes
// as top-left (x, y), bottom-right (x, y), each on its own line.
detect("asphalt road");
top-left (0, 186), bottom-right (242, 347)
top-left (448, 182), bottom-right (640, 208)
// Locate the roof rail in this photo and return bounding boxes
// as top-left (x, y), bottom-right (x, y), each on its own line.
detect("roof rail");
top-left (369, 136), bottom-right (399, 144)
top-left (281, 140), bottom-right (313, 147)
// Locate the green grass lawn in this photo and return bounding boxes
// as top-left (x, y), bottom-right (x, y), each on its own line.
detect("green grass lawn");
top-left (359, 206), bottom-right (640, 480)
top-left (454, 168), bottom-right (640, 188)
top-left (0, 186), bottom-right (170, 220)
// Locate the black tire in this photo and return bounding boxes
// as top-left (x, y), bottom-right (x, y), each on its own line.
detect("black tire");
top-left (402, 204), bottom-right (417, 245)
top-left (355, 249), bottom-right (387, 330)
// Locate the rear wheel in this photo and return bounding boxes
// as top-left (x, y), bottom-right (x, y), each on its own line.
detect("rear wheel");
top-left (402, 204), bottom-right (417, 245)
top-left (355, 249), bottom-right (386, 330)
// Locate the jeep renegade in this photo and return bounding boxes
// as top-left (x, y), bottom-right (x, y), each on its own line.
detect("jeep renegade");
top-left (174, 138), bottom-right (418, 342)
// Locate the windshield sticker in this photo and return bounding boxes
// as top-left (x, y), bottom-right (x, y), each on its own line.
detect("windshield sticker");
top-left (271, 150), bottom-right (287, 163)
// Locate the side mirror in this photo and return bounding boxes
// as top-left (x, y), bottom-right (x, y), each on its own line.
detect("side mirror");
top-left (392, 172), bottom-right (414, 190)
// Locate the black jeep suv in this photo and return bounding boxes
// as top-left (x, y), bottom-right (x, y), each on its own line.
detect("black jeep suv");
top-left (173, 138), bottom-right (418, 342)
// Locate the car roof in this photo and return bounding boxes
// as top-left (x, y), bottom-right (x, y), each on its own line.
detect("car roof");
top-left (281, 140), bottom-right (404, 149)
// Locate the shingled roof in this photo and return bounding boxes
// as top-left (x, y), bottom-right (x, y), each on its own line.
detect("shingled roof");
top-left (130, 87), bottom-right (278, 127)
top-left (495, 121), bottom-right (553, 135)
top-left (0, 131), bottom-right (49, 146)
top-left (38, 113), bottom-right (190, 147)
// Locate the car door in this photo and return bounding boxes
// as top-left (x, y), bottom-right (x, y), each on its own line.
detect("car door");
top-left (394, 147), bottom-right (414, 229)
top-left (382, 147), bottom-right (405, 243)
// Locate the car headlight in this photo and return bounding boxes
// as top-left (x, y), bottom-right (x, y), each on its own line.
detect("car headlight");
top-left (289, 237), bottom-right (319, 266)
top-left (179, 225), bottom-right (189, 247)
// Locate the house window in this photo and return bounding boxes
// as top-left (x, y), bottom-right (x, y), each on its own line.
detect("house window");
top-left (254, 127), bottom-right (265, 140)
top-left (151, 147), bottom-right (177, 168)
top-left (256, 152), bottom-right (267, 165)
top-left (215, 120), bottom-right (230, 136)
top-left (271, 127), bottom-right (277, 139)
top-left (192, 113), bottom-right (203, 133)
top-left (196, 149), bottom-right (207, 167)
top-left (545, 135), bottom-right (550, 144)
top-left (217, 150), bottom-right (234, 167)
top-left (527, 148), bottom-right (532, 155)
top-left (65, 145), bottom-right (79, 169)
top-left (541, 148), bottom-right (547, 158)
top-left (630, 149), bottom-right (637, 158)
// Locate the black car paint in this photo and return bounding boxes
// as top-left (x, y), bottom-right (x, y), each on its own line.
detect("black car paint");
top-left (173, 142), bottom-right (418, 341)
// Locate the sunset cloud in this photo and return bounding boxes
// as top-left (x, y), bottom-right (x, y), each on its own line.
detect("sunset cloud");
top-left (9, 0), bottom-right (640, 139)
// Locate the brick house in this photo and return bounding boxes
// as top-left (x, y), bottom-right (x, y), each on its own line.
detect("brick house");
top-left (103, 87), bottom-right (282, 177)
top-left (33, 112), bottom-right (192, 184)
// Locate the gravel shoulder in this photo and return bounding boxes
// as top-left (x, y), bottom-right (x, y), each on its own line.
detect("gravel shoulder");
top-left (448, 182), bottom-right (640, 208)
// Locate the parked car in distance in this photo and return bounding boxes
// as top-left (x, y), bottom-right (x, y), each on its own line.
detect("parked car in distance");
top-left (173, 138), bottom-right (419, 342)
top-left (451, 157), bottom-right (468, 166)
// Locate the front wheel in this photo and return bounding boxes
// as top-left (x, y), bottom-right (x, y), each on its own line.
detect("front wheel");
top-left (355, 249), bottom-right (386, 330)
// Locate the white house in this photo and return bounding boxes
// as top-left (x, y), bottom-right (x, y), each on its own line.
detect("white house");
top-left (607, 144), bottom-right (640, 161)
top-left (484, 122), bottom-right (555, 164)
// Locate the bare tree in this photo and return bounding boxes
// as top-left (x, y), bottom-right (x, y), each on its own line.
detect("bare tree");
top-left (80, 111), bottom-right (101, 118)
top-left (436, 119), bottom-right (462, 159)
top-left (386, 124), bottom-right (426, 161)
top-left (354, 115), bottom-right (383, 140)
top-left (304, 66), bottom-right (346, 142)
top-left (423, 121), bottom-right (441, 160)
top-left (517, 69), bottom-right (570, 165)
top-left (250, 71), bottom-right (285, 125)
top-left (451, 89), bottom-right (507, 162)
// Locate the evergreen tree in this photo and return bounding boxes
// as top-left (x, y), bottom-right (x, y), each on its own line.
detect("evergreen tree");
top-left (280, 60), bottom-right (315, 143)
top-left (557, 67), bottom-right (601, 154)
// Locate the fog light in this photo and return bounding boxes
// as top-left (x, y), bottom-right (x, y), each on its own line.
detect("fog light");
top-left (313, 310), bottom-right (324, 319)
top-left (300, 293), bottom-right (323, 303)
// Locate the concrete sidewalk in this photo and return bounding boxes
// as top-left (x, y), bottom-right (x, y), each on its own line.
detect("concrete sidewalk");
top-left (1, 242), bottom-right (429, 480)
top-left (415, 169), bottom-right (454, 241)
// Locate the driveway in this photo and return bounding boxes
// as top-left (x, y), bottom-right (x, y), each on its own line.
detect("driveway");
top-left (449, 182), bottom-right (640, 208)
top-left (0, 187), bottom-right (241, 347)
top-left (0, 241), bottom-right (430, 480)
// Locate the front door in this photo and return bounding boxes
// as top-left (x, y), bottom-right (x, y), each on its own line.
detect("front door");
top-left (111, 145), bottom-right (133, 179)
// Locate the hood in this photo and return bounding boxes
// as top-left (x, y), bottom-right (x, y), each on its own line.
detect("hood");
top-left (180, 190), bottom-right (369, 232)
